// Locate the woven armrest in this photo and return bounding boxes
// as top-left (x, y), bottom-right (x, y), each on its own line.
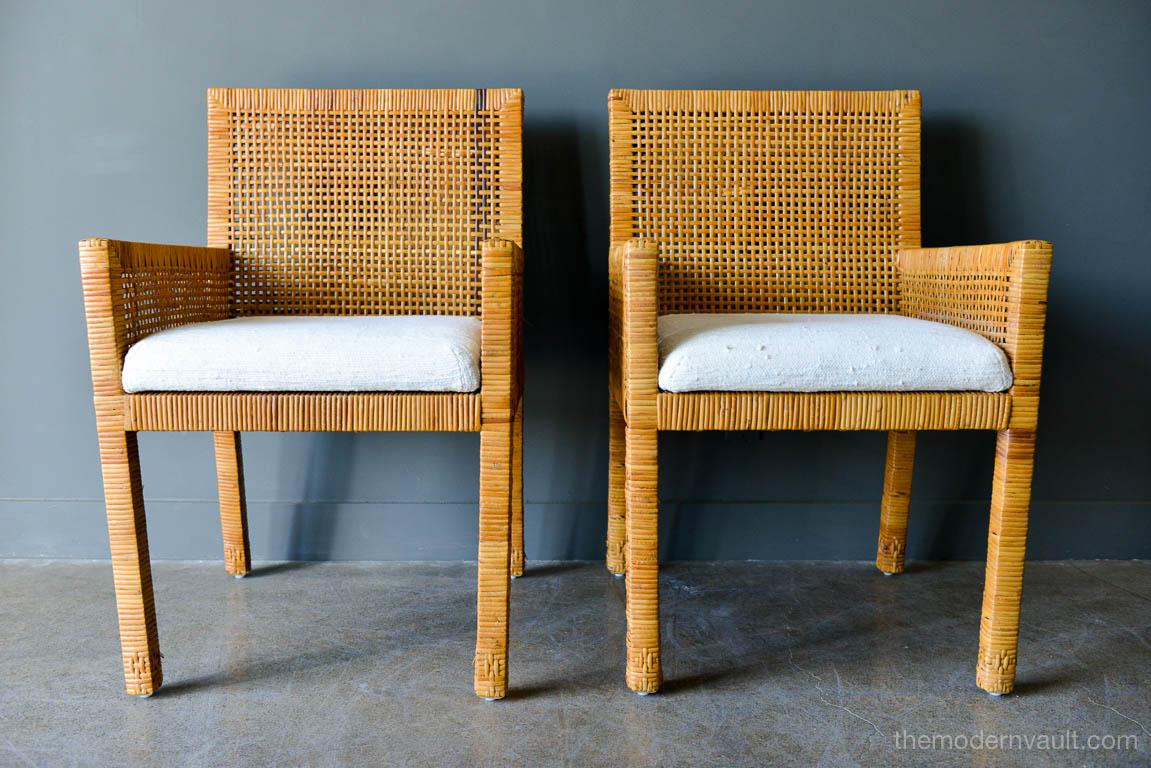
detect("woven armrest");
top-left (79, 238), bottom-right (232, 395)
top-left (897, 240), bottom-right (1052, 425)
top-left (480, 238), bottom-right (524, 422)
top-left (609, 239), bottom-right (660, 419)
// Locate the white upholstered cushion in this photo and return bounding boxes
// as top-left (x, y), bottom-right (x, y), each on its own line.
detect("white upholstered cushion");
top-left (122, 315), bottom-right (482, 393)
top-left (657, 313), bottom-right (1013, 393)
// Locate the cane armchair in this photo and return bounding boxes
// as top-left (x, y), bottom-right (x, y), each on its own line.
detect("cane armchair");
top-left (607, 89), bottom-right (1051, 695)
top-left (80, 88), bottom-right (524, 699)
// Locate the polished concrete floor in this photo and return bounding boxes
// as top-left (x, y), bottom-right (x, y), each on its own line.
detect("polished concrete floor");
top-left (1, 559), bottom-right (1148, 767)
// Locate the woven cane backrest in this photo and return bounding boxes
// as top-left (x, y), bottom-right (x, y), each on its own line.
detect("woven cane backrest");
top-left (208, 89), bottom-right (522, 317)
top-left (610, 90), bottom-right (920, 314)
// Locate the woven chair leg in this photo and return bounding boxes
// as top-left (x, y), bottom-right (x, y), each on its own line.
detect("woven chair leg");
top-left (213, 431), bottom-right (251, 577)
top-left (98, 429), bottom-right (162, 696)
top-left (625, 425), bottom-right (661, 693)
top-left (977, 429), bottom-right (1036, 695)
top-left (606, 393), bottom-right (627, 575)
top-left (510, 401), bottom-right (525, 578)
top-left (876, 430), bottom-right (916, 574)
top-left (474, 420), bottom-right (513, 699)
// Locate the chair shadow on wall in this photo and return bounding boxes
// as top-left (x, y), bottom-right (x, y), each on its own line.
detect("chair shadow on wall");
top-left (672, 117), bottom-right (1001, 567)
top-left (661, 116), bottom-right (998, 566)
top-left (257, 117), bottom-right (606, 571)
top-left (521, 117), bottom-right (610, 563)
top-left (291, 432), bottom-right (356, 560)
top-left (912, 115), bottom-right (1000, 561)
top-left (267, 432), bottom-right (356, 567)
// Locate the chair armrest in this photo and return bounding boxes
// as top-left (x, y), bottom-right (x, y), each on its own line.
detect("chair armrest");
top-left (609, 239), bottom-right (660, 422)
top-left (896, 240), bottom-right (1052, 424)
top-left (480, 238), bottom-right (524, 422)
top-left (79, 238), bottom-right (232, 396)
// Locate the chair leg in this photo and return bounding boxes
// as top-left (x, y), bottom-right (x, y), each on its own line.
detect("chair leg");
top-left (625, 424), bottom-right (661, 694)
top-left (876, 430), bottom-right (916, 575)
top-left (97, 429), bottom-right (162, 696)
top-left (510, 401), bottom-right (525, 578)
top-left (606, 393), bottom-right (627, 576)
top-left (977, 429), bottom-right (1037, 695)
top-left (474, 420), bottom-right (513, 699)
top-left (213, 431), bottom-right (251, 577)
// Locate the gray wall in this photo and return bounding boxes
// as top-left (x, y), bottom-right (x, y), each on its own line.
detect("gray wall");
top-left (1, 0), bottom-right (1148, 562)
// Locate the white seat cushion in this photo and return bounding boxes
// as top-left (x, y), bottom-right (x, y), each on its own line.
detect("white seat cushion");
top-left (658, 313), bottom-right (1013, 393)
top-left (122, 315), bottom-right (482, 393)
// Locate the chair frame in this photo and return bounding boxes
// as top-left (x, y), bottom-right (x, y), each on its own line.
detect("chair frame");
top-left (80, 88), bottom-right (524, 699)
top-left (606, 89), bottom-right (1051, 695)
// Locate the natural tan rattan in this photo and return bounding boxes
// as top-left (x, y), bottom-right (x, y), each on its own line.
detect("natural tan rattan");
top-left (80, 88), bottom-right (524, 699)
top-left (607, 89), bottom-right (1052, 696)
top-left (213, 431), bottom-right (251, 576)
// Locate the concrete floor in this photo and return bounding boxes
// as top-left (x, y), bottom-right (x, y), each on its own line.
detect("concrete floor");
top-left (0, 560), bottom-right (1147, 767)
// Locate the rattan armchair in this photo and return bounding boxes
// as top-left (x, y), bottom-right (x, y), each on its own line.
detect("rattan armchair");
top-left (80, 88), bottom-right (524, 699)
top-left (607, 90), bottom-right (1051, 695)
